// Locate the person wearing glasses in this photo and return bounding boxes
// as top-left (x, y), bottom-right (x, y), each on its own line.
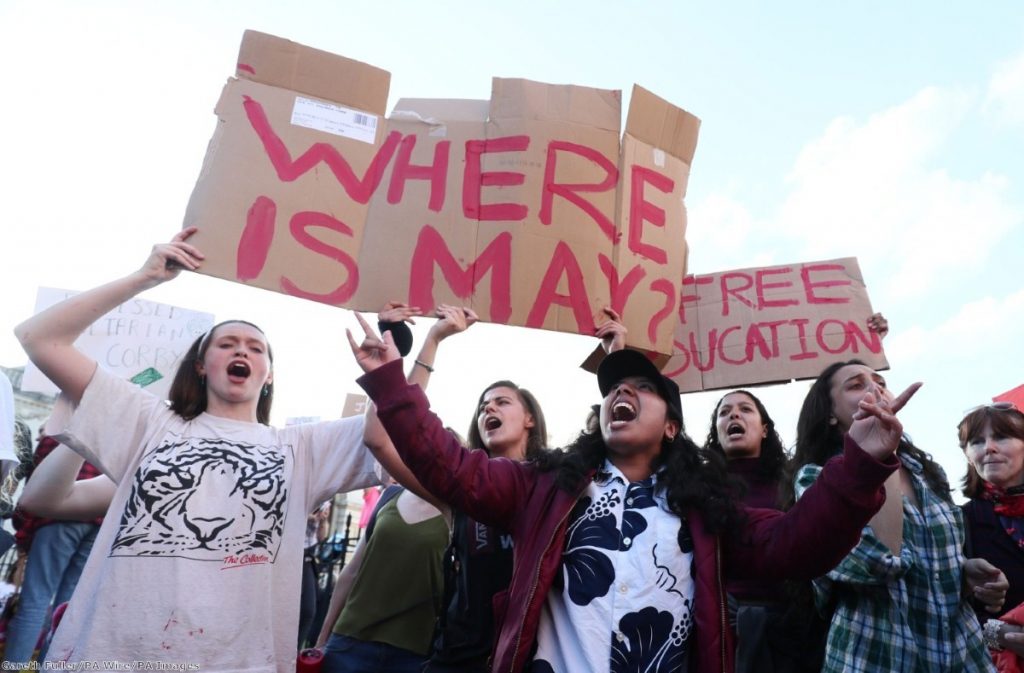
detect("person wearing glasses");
top-left (960, 401), bottom-right (1024, 663)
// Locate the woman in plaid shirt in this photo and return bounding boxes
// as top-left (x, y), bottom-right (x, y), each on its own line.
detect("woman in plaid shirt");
top-left (787, 360), bottom-right (1002, 673)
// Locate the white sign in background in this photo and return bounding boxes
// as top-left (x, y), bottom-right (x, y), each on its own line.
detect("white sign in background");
top-left (22, 288), bottom-right (215, 401)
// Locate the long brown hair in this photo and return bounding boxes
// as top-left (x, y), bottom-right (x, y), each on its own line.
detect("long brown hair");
top-left (168, 320), bottom-right (274, 424)
top-left (466, 380), bottom-right (548, 460)
top-left (783, 359), bottom-right (950, 507)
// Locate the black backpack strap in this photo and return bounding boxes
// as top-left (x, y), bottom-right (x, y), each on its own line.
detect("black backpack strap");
top-left (364, 484), bottom-right (403, 541)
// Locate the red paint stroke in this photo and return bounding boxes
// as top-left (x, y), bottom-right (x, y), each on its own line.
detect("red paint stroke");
top-left (679, 275), bottom-right (712, 324)
top-left (242, 95), bottom-right (401, 203)
top-left (409, 225), bottom-right (512, 323)
top-left (597, 254), bottom-right (647, 317)
top-left (719, 272), bottom-right (755, 316)
top-left (237, 196), bottom-right (276, 281)
top-left (801, 263), bottom-right (852, 304)
top-left (646, 278), bottom-right (676, 345)
top-left (540, 141), bottom-right (618, 242)
top-left (526, 242), bottom-right (596, 334)
top-left (388, 135), bottom-right (450, 212)
top-left (283, 211), bottom-right (360, 304)
top-left (628, 166), bottom-right (674, 264)
top-left (462, 136), bottom-right (530, 221)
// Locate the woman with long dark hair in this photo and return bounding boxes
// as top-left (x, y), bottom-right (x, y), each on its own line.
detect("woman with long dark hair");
top-left (787, 359), bottom-right (1001, 672)
top-left (15, 228), bottom-right (383, 670)
top-left (351, 304), bottom-right (553, 673)
top-left (704, 389), bottom-right (807, 672)
top-left (348, 316), bottom-right (915, 673)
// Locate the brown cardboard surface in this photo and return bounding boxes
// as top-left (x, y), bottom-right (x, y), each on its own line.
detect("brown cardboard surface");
top-left (352, 97), bottom-right (488, 311)
top-left (236, 30), bottom-right (389, 113)
top-left (663, 257), bottom-right (888, 392)
top-left (579, 257), bottom-right (887, 392)
top-left (611, 85), bottom-right (699, 355)
top-left (183, 32), bottom-right (700, 357)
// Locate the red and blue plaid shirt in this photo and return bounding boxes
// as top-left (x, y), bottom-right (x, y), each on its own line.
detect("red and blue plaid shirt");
top-left (12, 436), bottom-right (104, 550)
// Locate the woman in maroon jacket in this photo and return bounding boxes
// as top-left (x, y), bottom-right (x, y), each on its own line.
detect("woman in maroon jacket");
top-left (347, 316), bottom-right (912, 673)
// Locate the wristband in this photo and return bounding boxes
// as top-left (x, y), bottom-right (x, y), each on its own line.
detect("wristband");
top-left (414, 359), bottom-right (434, 373)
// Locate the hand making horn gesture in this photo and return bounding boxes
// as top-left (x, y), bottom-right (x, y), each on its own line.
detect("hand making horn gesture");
top-left (347, 312), bottom-right (401, 374)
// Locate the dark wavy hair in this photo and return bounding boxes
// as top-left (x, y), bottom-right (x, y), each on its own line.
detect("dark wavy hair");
top-left (534, 425), bottom-right (743, 535)
top-left (704, 389), bottom-right (787, 484)
top-left (959, 404), bottom-right (1024, 498)
top-left (466, 381), bottom-right (548, 460)
top-left (168, 320), bottom-right (274, 425)
top-left (782, 359), bottom-right (950, 508)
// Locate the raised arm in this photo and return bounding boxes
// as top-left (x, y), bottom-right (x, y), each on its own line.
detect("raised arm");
top-left (363, 305), bottom-right (477, 508)
top-left (18, 443), bottom-right (116, 520)
top-left (595, 306), bottom-right (627, 354)
top-left (348, 314), bottom-right (528, 530)
top-left (14, 228), bottom-right (204, 403)
top-left (315, 536), bottom-right (368, 648)
top-left (407, 304), bottom-right (477, 388)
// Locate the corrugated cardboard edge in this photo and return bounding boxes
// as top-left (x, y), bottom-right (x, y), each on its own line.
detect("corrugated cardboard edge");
top-left (490, 77), bottom-right (621, 131)
top-left (625, 84), bottom-right (700, 165)
top-left (235, 29), bottom-right (390, 113)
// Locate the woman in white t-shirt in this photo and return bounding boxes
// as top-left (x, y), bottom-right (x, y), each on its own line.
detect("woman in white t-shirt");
top-left (14, 227), bottom-right (382, 672)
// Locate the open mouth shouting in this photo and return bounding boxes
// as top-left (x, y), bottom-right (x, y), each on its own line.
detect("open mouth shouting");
top-left (483, 415), bottom-right (503, 433)
top-left (609, 398), bottom-right (638, 428)
top-left (726, 422), bottom-right (745, 439)
top-left (227, 360), bottom-right (251, 381)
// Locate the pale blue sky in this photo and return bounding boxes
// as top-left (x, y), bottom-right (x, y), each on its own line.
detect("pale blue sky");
top-left (2, 0), bottom-right (1022, 494)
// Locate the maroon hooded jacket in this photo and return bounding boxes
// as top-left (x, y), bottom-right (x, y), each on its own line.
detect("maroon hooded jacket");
top-left (360, 361), bottom-right (896, 673)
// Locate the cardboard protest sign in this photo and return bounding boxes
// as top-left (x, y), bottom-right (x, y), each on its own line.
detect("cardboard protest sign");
top-left (341, 393), bottom-right (367, 418)
top-left (22, 288), bottom-right (215, 400)
top-left (664, 257), bottom-right (888, 392)
top-left (183, 31), bottom-right (699, 357)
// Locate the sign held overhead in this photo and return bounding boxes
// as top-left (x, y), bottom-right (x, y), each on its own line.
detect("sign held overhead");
top-left (183, 30), bottom-right (699, 357)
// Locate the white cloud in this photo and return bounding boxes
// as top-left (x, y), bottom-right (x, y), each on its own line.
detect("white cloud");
top-left (773, 86), bottom-right (1021, 300)
top-left (886, 288), bottom-right (1024, 366)
top-left (985, 51), bottom-right (1024, 126)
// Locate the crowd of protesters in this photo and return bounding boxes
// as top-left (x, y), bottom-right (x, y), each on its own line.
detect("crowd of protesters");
top-left (0, 229), bottom-right (1021, 673)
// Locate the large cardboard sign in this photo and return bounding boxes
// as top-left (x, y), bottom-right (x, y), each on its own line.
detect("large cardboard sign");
top-left (183, 31), bottom-right (699, 357)
top-left (22, 288), bottom-right (215, 400)
top-left (663, 257), bottom-right (888, 392)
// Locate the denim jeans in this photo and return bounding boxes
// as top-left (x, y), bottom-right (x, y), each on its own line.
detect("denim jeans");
top-left (3, 521), bottom-right (98, 664)
top-left (322, 633), bottom-right (427, 673)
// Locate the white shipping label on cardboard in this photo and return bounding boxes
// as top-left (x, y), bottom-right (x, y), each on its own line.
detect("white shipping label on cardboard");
top-left (290, 96), bottom-right (379, 144)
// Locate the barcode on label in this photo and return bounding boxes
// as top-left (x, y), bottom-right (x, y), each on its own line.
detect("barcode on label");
top-left (290, 96), bottom-right (379, 145)
top-left (352, 113), bottom-right (377, 129)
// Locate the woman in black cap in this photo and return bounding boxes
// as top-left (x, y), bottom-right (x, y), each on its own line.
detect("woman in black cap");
top-left (348, 315), bottom-right (916, 673)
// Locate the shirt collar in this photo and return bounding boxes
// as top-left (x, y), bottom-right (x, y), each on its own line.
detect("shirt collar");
top-left (595, 458), bottom-right (661, 488)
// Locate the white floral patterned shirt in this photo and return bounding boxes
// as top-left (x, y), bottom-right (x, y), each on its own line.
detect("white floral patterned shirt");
top-left (532, 460), bottom-right (694, 673)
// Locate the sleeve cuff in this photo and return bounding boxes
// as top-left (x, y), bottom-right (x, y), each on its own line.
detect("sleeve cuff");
top-left (841, 433), bottom-right (900, 490)
top-left (357, 359), bottom-right (408, 407)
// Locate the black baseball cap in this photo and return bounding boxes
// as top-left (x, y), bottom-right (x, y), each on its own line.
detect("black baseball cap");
top-left (597, 349), bottom-right (683, 423)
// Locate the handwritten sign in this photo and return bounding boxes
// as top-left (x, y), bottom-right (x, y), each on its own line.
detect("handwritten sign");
top-left (183, 31), bottom-right (698, 357)
top-left (22, 288), bottom-right (214, 400)
top-left (663, 258), bottom-right (888, 392)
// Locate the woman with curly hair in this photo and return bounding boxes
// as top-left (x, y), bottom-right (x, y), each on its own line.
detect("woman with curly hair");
top-left (349, 315), bottom-right (914, 673)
